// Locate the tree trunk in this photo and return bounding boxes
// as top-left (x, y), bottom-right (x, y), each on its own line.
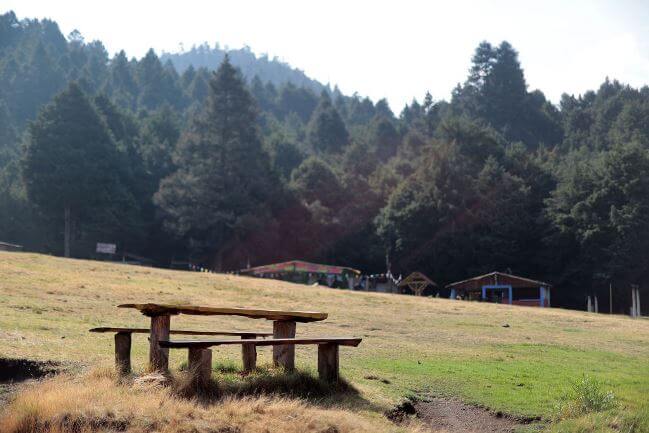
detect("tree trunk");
top-left (64, 206), bottom-right (71, 258)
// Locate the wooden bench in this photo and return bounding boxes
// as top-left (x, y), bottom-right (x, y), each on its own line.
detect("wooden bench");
top-left (117, 304), bottom-right (328, 372)
top-left (158, 336), bottom-right (362, 383)
top-left (89, 327), bottom-right (273, 375)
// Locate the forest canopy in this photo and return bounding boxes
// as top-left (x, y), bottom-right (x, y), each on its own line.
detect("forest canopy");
top-left (1, 11), bottom-right (648, 309)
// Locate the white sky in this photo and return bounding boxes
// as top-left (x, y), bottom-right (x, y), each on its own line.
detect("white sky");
top-left (3, 0), bottom-right (649, 111)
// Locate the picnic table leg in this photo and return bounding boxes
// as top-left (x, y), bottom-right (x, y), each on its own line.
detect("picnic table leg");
top-left (149, 314), bottom-right (170, 372)
top-left (318, 343), bottom-right (339, 383)
top-left (188, 347), bottom-right (212, 387)
top-left (272, 320), bottom-right (296, 371)
top-left (114, 331), bottom-right (131, 376)
top-left (241, 335), bottom-right (257, 372)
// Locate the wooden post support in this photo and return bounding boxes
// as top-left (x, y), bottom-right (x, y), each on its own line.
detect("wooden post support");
top-left (149, 314), bottom-right (170, 372)
top-left (241, 335), bottom-right (257, 372)
top-left (114, 332), bottom-right (131, 376)
top-left (318, 343), bottom-right (339, 383)
top-left (188, 347), bottom-right (212, 386)
top-left (272, 320), bottom-right (296, 371)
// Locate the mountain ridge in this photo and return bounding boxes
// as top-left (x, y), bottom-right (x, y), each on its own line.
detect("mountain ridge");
top-left (161, 43), bottom-right (328, 94)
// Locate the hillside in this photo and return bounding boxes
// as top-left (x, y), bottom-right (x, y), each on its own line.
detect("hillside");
top-left (161, 44), bottom-right (327, 93)
top-left (0, 252), bottom-right (648, 432)
top-left (3, 12), bottom-right (649, 313)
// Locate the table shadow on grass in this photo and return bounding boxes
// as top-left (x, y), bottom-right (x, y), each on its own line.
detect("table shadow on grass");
top-left (173, 361), bottom-right (379, 411)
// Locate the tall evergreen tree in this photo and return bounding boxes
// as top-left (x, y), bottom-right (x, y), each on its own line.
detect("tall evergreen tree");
top-left (370, 116), bottom-right (400, 161)
top-left (307, 92), bottom-right (349, 154)
top-left (106, 50), bottom-right (138, 110)
top-left (22, 82), bottom-right (132, 257)
top-left (453, 41), bottom-right (561, 147)
top-left (0, 99), bottom-right (18, 167)
top-left (155, 57), bottom-right (279, 269)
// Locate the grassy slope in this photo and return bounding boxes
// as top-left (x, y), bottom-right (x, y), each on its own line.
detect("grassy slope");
top-left (1, 252), bottom-right (648, 430)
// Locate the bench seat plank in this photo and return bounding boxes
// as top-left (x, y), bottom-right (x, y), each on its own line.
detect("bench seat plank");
top-left (158, 337), bottom-right (362, 349)
top-left (89, 327), bottom-right (272, 337)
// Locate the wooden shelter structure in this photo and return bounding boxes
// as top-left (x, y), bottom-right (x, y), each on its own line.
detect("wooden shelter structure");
top-left (239, 260), bottom-right (361, 289)
top-left (398, 272), bottom-right (437, 296)
top-left (446, 271), bottom-right (552, 307)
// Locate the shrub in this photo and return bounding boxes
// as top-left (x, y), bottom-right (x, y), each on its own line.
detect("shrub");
top-left (555, 375), bottom-right (617, 420)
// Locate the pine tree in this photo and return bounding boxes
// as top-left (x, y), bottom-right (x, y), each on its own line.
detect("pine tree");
top-left (137, 49), bottom-right (182, 110)
top-left (22, 82), bottom-right (131, 257)
top-left (266, 132), bottom-right (304, 181)
top-left (370, 116), bottom-right (400, 161)
top-left (106, 50), bottom-right (138, 110)
top-left (307, 92), bottom-right (349, 153)
top-left (0, 99), bottom-right (18, 167)
top-left (12, 42), bottom-right (66, 125)
top-left (155, 57), bottom-right (279, 269)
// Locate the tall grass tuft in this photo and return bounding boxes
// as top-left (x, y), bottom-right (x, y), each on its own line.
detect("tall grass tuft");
top-left (555, 375), bottom-right (617, 420)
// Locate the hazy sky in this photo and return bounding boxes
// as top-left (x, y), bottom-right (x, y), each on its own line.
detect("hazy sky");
top-left (4, 0), bottom-right (649, 111)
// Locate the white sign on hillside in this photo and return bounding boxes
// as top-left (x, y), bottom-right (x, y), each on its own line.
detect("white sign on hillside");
top-left (96, 243), bottom-right (116, 254)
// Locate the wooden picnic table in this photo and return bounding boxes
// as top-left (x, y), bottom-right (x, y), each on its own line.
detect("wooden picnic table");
top-left (117, 303), bottom-right (328, 371)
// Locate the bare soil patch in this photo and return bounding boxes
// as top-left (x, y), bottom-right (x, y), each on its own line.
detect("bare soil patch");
top-left (0, 358), bottom-right (59, 383)
top-left (0, 358), bottom-right (61, 406)
top-left (387, 397), bottom-right (525, 433)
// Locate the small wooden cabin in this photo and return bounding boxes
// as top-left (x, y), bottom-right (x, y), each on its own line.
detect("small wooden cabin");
top-left (446, 271), bottom-right (551, 307)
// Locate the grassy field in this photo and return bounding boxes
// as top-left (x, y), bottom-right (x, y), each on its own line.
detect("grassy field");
top-left (1, 251), bottom-right (648, 432)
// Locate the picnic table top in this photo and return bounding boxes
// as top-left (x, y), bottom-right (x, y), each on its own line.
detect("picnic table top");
top-left (117, 303), bottom-right (328, 322)
top-left (89, 327), bottom-right (273, 337)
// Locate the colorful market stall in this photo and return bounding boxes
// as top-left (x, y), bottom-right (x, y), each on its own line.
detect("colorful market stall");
top-left (239, 260), bottom-right (361, 289)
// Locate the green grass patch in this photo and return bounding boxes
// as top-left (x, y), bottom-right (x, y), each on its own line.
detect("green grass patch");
top-left (362, 343), bottom-right (649, 418)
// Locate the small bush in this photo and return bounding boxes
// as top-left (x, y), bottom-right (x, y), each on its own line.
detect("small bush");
top-left (555, 375), bottom-right (617, 420)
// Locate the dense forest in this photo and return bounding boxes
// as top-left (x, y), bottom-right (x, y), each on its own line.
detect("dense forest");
top-left (1, 11), bottom-right (648, 310)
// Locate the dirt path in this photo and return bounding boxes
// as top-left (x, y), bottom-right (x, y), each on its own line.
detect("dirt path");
top-left (415, 398), bottom-right (522, 433)
top-left (387, 397), bottom-right (525, 433)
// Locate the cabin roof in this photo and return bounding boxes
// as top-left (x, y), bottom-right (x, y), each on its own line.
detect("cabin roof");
top-left (446, 271), bottom-right (551, 290)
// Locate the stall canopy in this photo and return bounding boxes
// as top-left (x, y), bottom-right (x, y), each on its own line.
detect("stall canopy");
top-left (241, 260), bottom-right (360, 277)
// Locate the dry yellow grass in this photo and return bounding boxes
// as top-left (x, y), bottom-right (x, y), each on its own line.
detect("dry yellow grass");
top-left (1, 251), bottom-right (648, 432)
top-left (0, 369), bottom-right (421, 433)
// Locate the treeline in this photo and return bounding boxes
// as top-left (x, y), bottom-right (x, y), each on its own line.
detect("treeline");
top-left (1, 12), bottom-right (648, 309)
